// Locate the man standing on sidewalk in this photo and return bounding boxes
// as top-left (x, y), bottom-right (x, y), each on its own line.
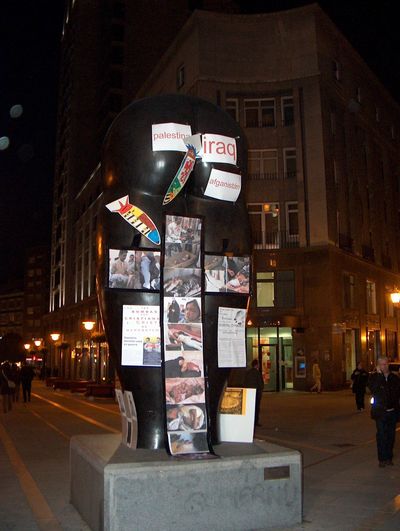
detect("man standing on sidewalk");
top-left (368, 356), bottom-right (400, 468)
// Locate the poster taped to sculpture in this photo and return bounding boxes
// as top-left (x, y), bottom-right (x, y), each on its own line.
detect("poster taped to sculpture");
top-left (121, 305), bottom-right (161, 367)
top-left (217, 307), bottom-right (246, 368)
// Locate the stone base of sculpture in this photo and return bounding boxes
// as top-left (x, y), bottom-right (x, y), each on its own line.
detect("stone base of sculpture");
top-left (70, 434), bottom-right (302, 531)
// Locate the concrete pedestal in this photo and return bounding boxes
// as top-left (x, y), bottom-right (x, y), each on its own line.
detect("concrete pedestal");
top-left (70, 434), bottom-right (302, 531)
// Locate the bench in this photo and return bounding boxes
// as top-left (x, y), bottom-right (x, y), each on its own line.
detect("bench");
top-left (70, 380), bottom-right (93, 393)
top-left (85, 384), bottom-right (115, 398)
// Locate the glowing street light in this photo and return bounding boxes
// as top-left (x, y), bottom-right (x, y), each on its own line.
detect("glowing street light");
top-left (34, 339), bottom-right (42, 348)
top-left (390, 291), bottom-right (400, 304)
top-left (50, 332), bottom-right (61, 342)
top-left (24, 343), bottom-right (31, 351)
top-left (82, 321), bottom-right (95, 331)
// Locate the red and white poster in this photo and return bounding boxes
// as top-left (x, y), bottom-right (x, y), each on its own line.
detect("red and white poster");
top-left (121, 305), bottom-right (161, 367)
top-left (152, 123), bottom-right (192, 152)
top-left (204, 168), bottom-right (241, 202)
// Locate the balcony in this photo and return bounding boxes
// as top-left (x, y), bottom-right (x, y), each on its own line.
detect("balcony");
top-left (381, 254), bottom-right (392, 269)
top-left (252, 230), bottom-right (299, 249)
top-left (247, 171), bottom-right (296, 181)
top-left (338, 233), bottom-right (353, 253)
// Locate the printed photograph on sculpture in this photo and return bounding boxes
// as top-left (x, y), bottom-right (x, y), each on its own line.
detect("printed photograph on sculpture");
top-left (164, 296), bottom-right (202, 324)
top-left (219, 388), bottom-right (246, 415)
top-left (166, 404), bottom-right (207, 431)
top-left (165, 377), bottom-right (205, 405)
top-left (142, 335), bottom-right (161, 366)
top-left (168, 431), bottom-right (209, 455)
top-left (165, 323), bottom-right (203, 352)
top-left (163, 268), bottom-right (201, 297)
top-left (165, 215), bottom-right (202, 268)
top-left (164, 350), bottom-right (204, 378)
top-left (108, 249), bottom-right (160, 290)
top-left (205, 255), bottom-right (250, 294)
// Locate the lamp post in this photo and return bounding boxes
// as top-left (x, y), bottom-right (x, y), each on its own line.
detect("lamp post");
top-left (82, 321), bottom-right (95, 380)
top-left (24, 343), bottom-right (31, 362)
top-left (50, 333), bottom-right (60, 377)
top-left (390, 291), bottom-right (400, 305)
top-left (33, 339), bottom-right (44, 378)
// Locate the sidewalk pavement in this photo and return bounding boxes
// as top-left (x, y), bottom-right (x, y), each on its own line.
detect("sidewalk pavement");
top-left (1, 383), bottom-right (400, 530)
top-left (255, 389), bottom-right (400, 530)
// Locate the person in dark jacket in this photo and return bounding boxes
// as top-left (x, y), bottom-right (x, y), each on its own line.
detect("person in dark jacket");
top-left (351, 362), bottom-right (369, 410)
top-left (0, 361), bottom-right (13, 413)
top-left (20, 362), bottom-right (35, 403)
top-left (244, 359), bottom-right (264, 427)
top-left (368, 356), bottom-right (400, 467)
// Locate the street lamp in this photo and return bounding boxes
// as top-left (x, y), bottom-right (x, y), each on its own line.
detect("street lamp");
top-left (82, 321), bottom-right (96, 380)
top-left (50, 333), bottom-right (61, 376)
top-left (390, 291), bottom-right (400, 304)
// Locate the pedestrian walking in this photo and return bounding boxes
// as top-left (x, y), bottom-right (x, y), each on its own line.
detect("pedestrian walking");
top-left (20, 361), bottom-right (35, 403)
top-left (310, 359), bottom-right (322, 393)
top-left (368, 356), bottom-right (400, 468)
top-left (244, 359), bottom-right (264, 427)
top-left (11, 362), bottom-right (21, 402)
top-left (1, 361), bottom-right (14, 413)
top-left (351, 362), bottom-right (368, 410)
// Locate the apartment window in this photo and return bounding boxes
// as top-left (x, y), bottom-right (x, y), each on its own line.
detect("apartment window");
top-left (332, 59), bottom-right (341, 81)
top-left (281, 97), bottom-right (294, 126)
top-left (110, 69), bottom-right (123, 89)
top-left (256, 271), bottom-right (295, 308)
top-left (283, 148), bottom-right (297, 177)
top-left (386, 330), bottom-right (397, 358)
top-left (111, 45), bottom-right (124, 65)
top-left (225, 98), bottom-right (239, 122)
top-left (330, 112), bottom-right (336, 135)
top-left (343, 274), bottom-right (355, 309)
top-left (248, 149), bottom-right (278, 179)
top-left (385, 294), bottom-right (394, 318)
top-left (112, 2), bottom-right (125, 19)
top-left (366, 280), bottom-right (377, 314)
top-left (111, 23), bottom-right (124, 42)
top-left (257, 272), bottom-right (274, 306)
top-left (176, 64), bottom-right (185, 89)
top-left (248, 203), bottom-right (279, 248)
top-left (244, 98), bottom-right (275, 127)
top-left (375, 107), bottom-right (380, 122)
top-left (286, 202), bottom-right (299, 237)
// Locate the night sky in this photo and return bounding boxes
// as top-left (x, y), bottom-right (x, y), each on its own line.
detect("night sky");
top-left (0, 0), bottom-right (399, 287)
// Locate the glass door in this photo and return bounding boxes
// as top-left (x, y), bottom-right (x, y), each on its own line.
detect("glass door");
top-left (260, 344), bottom-right (277, 391)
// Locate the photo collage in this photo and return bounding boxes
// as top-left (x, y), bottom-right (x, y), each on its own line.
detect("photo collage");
top-left (163, 215), bottom-right (210, 456)
top-left (204, 255), bottom-right (250, 294)
top-left (108, 249), bottom-right (160, 290)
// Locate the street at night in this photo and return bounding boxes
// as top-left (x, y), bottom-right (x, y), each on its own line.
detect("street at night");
top-left (2, 1), bottom-right (400, 529)
top-left (1, 385), bottom-right (400, 530)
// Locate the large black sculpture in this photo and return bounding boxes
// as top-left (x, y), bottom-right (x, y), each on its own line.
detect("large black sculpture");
top-left (97, 94), bottom-right (251, 450)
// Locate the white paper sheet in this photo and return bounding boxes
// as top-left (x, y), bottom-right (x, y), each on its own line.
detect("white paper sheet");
top-left (217, 307), bottom-right (246, 368)
top-left (152, 123), bottom-right (192, 152)
top-left (204, 168), bottom-right (241, 202)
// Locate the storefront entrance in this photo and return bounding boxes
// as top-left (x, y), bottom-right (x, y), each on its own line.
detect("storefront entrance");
top-left (247, 327), bottom-right (293, 391)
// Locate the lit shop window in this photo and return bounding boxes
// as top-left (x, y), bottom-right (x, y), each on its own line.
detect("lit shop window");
top-left (244, 98), bottom-right (275, 127)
